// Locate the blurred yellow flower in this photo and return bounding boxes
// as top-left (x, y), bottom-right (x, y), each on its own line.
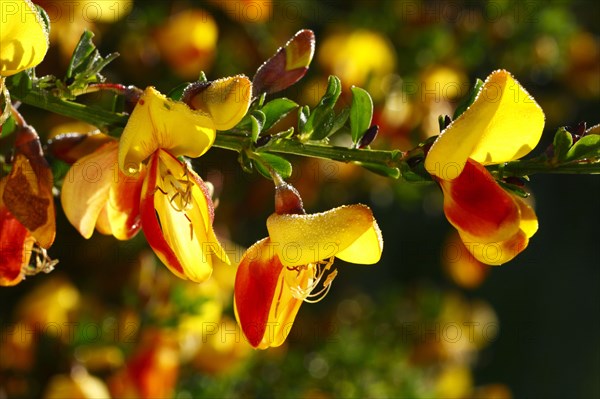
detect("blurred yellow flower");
top-left (154, 9), bottom-right (218, 79)
top-left (318, 30), bottom-right (396, 100)
top-left (209, 0), bottom-right (272, 23)
top-left (43, 368), bottom-right (111, 399)
top-left (192, 316), bottom-right (253, 375)
top-left (37, 0), bottom-right (132, 60)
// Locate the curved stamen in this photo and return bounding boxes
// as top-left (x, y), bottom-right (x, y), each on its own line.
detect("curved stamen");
top-left (156, 160), bottom-right (195, 239)
top-left (285, 256), bottom-right (337, 303)
top-left (24, 245), bottom-right (58, 276)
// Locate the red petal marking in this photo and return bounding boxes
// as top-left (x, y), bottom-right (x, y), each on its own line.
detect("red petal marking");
top-left (234, 238), bottom-right (283, 348)
top-left (0, 207), bottom-right (32, 286)
top-left (439, 159), bottom-right (520, 242)
top-left (110, 166), bottom-right (145, 239)
top-left (139, 153), bottom-right (185, 277)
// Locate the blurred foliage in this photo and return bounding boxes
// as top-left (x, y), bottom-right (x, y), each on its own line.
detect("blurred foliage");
top-left (1, 0), bottom-right (599, 398)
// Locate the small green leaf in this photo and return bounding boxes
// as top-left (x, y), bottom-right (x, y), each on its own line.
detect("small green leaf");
top-left (261, 98), bottom-right (298, 131)
top-left (552, 127), bottom-right (573, 162)
top-left (67, 31), bottom-right (96, 79)
top-left (350, 86), bottom-right (373, 145)
top-left (565, 134), bottom-right (600, 162)
top-left (254, 153), bottom-right (293, 179)
top-left (319, 75), bottom-right (342, 109)
top-left (497, 180), bottom-right (530, 198)
top-left (399, 162), bottom-right (429, 182)
top-left (453, 78), bottom-right (484, 120)
top-left (238, 151), bottom-right (254, 174)
top-left (0, 115), bottom-right (17, 139)
top-left (250, 111), bottom-right (266, 143)
top-left (356, 162), bottom-right (400, 179)
top-left (327, 107), bottom-right (350, 138)
top-left (167, 82), bottom-right (191, 101)
top-left (273, 127), bottom-right (295, 139)
top-left (298, 105), bottom-right (310, 133)
top-left (7, 70), bottom-right (33, 98)
top-left (304, 107), bottom-right (335, 140)
top-left (35, 5), bottom-right (51, 35)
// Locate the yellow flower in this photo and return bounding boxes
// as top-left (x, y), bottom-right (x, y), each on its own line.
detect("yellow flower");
top-left (425, 70), bottom-right (545, 265)
top-left (0, 0), bottom-right (49, 77)
top-left (1, 0), bottom-right (49, 122)
top-left (234, 184), bottom-right (383, 349)
top-left (154, 9), bottom-right (218, 79)
top-left (118, 77), bottom-right (251, 282)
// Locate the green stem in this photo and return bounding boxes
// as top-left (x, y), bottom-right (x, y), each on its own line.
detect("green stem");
top-left (13, 89), bottom-right (128, 128)
top-left (12, 87), bottom-right (600, 179)
top-left (214, 134), bottom-right (403, 166)
top-left (489, 160), bottom-right (600, 176)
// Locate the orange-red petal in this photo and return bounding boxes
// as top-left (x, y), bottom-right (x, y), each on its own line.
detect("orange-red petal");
top-left (438, 159), bottom-right (520, 243)
top-left (234, 238), bottom-right (309, 349)
top-left (0, 179), bottom-right (34, 286)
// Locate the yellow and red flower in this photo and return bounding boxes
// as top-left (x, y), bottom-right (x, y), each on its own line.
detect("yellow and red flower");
top-left (61, 77), bottom-right (251, 283)
top-left (425, 70), bottom-right (545, 265)
top-left (118, 77), bottom-right (251, 282)
top-left (234, 184), bottom-right (383, 349)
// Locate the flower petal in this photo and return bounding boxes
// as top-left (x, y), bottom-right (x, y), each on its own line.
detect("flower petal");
top-left (0, 0), bottom-right (49, 76)
top-left (234, 238), bottom-right (308, 348)
top-left (267, 204), bottom-right (383, 267)
top-left (439, 159), bottom-right (520, 243)
top-left (459, 229), bottom-right (529, 266)
top-left (140, 150), bottom-right (223, 282)
top-left (118, 87), bottom-right (216, 174)
top-left (3, 153), bottom-right (55, 248)
top-left (61, 142), bottom-right (113, 239)
top-left (514, 195), bottom-right (538, 239)
top-left (425, 70), bottom-right (545, 179)
top-left (105, 166), bottom-right (144, 240)
top-left (184, 75), bottom-right (252, 130)
top-left (0, 180), bottom-right (34, 286)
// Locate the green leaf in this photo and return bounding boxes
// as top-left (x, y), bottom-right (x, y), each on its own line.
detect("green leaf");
top-left (319, 75), bottom-right (342, 109)
top-left (238, 151), bottom-right (254, 174)
top-left (35, 5), bottom-right (51, 35)
top-left (327, 107), bottom-right (350, 138)
top-left (552, 127), bottom-right (573, 162)
top-left (356, 162), bottom-right (400, 179)
top-left (350, 86), bottom-right (373, 145)
top-left (298, 105), bottom-right (310, 133)
top-left (67, 31), bottom-right (96, 79)
top-left (497, 180), bottom-right (530, 198)
top-left (565, 134), bottom-right (600, 162)
top-left (254, 153), bottom-right (293, 179)
top-left (250, 111), bottom-right (266, 143)
top-left (7, 70), bottom-right (33, 98)
top-left (304, 107), bottom-right (335, 140)
top-left (167, 82), bottom-right (191, 101)
top-left (261, 98), bottom-right (298, 131)
top-left (0, 115), bottom-right (17, 139)
top-left (453, 78), bottom-right (484, 120)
